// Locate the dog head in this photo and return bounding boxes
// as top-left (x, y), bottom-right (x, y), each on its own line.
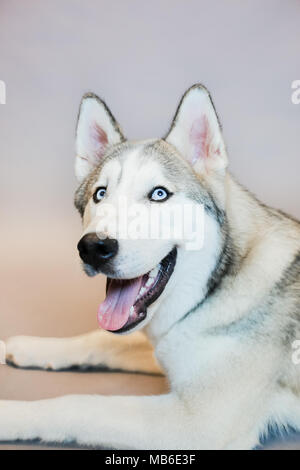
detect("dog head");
top-left (75, 85), bottom-right (228, 334)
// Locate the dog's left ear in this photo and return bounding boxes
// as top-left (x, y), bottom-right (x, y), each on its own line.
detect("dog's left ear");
top-left (165, 85), bottom-right (228, 174)
top-left (75, 93), bottom-right (125, 182)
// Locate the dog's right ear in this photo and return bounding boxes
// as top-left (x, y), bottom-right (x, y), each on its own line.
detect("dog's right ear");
top-left (75, 93), bottom-right (125, 182)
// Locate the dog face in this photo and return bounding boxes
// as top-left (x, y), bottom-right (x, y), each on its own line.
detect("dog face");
top-left (74, 85), bottom-right (228, 334)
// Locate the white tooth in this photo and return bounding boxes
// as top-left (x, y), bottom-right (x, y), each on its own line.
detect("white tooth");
top-left (150, 265), bottom-right (159, 278)
top-left (146, 278), bottom-right (154, 287)
top-left (139, 287), bottom-right (146, 296)
top-left (129, 306), bottom-right (134, 317)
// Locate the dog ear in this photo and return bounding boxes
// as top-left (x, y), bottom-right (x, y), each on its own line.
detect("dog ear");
top-left (165, 85), bottom-right (228, 174)
top-left (75, 93), bottom-right (125, 182)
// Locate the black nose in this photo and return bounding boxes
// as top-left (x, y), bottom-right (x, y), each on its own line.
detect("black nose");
top-left (77, 233), bottom-right (118, 269)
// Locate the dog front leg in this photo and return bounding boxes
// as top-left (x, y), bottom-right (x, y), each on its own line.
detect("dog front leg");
top-left (0, 394), bottom-right (192, 449)
top-left (6, 330), bottom-right (162, 374)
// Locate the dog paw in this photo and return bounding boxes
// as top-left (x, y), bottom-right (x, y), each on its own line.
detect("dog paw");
top-left (0, 400), bottom-right (23, 441)
top-left (6, 336), bottom-right (36, 368)
top-left (0, 400), bottom-right (39, 442)
top-left (0, 401), bottom-right (14, 441)
top-left (6, 336), bottom-right (57, 370)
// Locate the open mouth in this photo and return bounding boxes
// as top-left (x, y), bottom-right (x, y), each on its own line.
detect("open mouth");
top-left (97, 248), bottom-right (177, 333)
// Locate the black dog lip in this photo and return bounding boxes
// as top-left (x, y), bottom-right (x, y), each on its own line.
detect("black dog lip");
top-left (113, 311), bottom-right (147, 334)
top-left (111, 247), bottom-right (177, 334)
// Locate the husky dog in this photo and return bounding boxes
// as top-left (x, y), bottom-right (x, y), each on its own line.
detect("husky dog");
top-left (1, 85), bottom-right (300, 450)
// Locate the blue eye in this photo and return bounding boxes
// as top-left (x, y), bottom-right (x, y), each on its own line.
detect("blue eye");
top-left (149, 187), bottom-right (171, 202)
top-left (93, 187), bottom-right (106, 203)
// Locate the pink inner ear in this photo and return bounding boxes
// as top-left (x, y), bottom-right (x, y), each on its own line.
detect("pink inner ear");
top-left (90, 122), bottom-right (108, 162)
top-left (190, 116), bottom-right (210, 164)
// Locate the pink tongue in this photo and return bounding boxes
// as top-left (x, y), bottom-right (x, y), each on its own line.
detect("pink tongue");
top-left (97, 276), bottom-right (143, 331)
